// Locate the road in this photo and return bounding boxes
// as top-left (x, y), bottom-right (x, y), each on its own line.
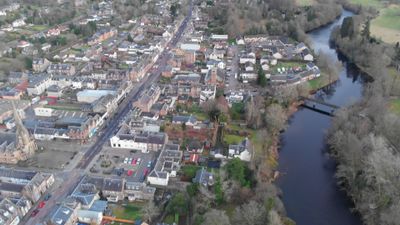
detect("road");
top-left (24, 2), bottom-right (193, 224)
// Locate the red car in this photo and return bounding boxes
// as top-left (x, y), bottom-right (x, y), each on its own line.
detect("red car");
top-left (38, 201), bottom-right (45, 208)
top-left (131, 158), bottom-right (136, 165)
top-left (144, 168), bottom-right (149, 176)
top-left (31, 209), bottom-right (39, 217)
top-left (127, 170), bottom-right (133, 176)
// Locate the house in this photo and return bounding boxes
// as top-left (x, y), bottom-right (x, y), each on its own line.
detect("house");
top-left (295, 42), bottom-right (307, 53)
top-left (193, 167), bottom-right (214, 187)
top-left (244, 61), bottom-right (255, 72)
top-left (209, 49), bottom-right (225, 61)
top-left (272, 47), bottom-right (283, 59)
top-left (210, 34), bottom-right (228, 41)
top-left (172, 115), bottom-right (197, 126)
top-left (32, 58), bottom-right (51, 72)
top-left (12, 19), bottom-right (25, 28)
top-left (26, 74), bottom-right (52, 96)
top-left (239, 53), bottom-right (256, 64)
top-left (228, 138), bottom-right (252, 162)
top-left (199, 85), bottom-right (216, 103)
top-left (301, 48), bottom-right (314, 61)
top-left (8, 72), bottom-right (27, 84)
top-left (261, 61), bottom-right (270, 71)
top-left (48, 202), bottom-right (80, 225)
top-left (17, 41), bottom-right (31, 49)
top-left (88, 28), bottom-right (117, 45)
top-left (47, 63), bottom-right (76, 76)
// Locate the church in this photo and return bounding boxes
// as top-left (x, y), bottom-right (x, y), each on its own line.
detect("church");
top-left (0, 101), bottom-right (37, 164)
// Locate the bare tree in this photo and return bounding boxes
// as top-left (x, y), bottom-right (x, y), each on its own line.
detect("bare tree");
top-left (141, 200), bottom-right (160, 223)
top-left (201, 209), bottom-right (231, 225)
top-left (265, 104), bottom-right (286, 134)
top-left (231, 200), bottom-right (267, 225)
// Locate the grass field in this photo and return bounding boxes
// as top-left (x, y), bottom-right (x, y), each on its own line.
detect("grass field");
top-left (371, 5), bottom-right (400, 43)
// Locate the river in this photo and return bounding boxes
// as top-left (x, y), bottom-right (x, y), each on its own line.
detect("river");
top-left (276, 10), bottom-right (365, 225)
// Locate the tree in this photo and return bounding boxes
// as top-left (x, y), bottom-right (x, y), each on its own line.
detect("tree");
top-left (257, 65), bottom-right (267, 87)
top-left (166, 193), bottom-right (188, 215)
top-left (361, 19), bottom-right (370, 40)
top-left (265, 104), bottom-right (286, 133)
top-left (141, 200), bottom-right (160, 223)
top-left (340, 17), bottom-right (355, 38)
top-left (232, 201), bottom-right (268, 225)
top-left (127, 34), bottom-right (134, 42)
top-left (201, 209), bottom-right (231, 225)
top-left (225, 158), bottom-right (250, 186)
top-left (268, 210), bottom-right (284, 225)
top-left (186, 183), bottom-right (199, 197)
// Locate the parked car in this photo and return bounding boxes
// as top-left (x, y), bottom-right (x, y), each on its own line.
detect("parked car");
top-left (127, 170), bottom-right (133, 176)
top-left (44, 194), bottom-right (51, 201)
top-left (38, 201), bottom-right (45, 208)
top-left (31, 209), bottom-right (39, 217)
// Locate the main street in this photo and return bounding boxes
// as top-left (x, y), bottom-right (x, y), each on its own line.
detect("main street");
top-left (25, 2), bottom-right (193, 224)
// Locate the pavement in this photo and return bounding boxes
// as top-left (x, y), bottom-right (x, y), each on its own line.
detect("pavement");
top-left (24, 1), bottom-right (194, 224)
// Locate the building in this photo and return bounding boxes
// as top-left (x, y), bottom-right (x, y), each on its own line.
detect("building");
top-left (48, 201), bottom-right (80, 225)
top-left (88, 28), bottom-right (117, 45)
top-left (110, 129), bottom-right (167, 153)
top-left (193, 167), bottom-right (214, 187)
top-left (147, 144), bottom-right (182, 186)
top-left (47, 63), bottom-right (76, 76)
top-left (133, 85), bottom-right (161, 112)
top-left (228, 138), bottom-right (252, 162)
top-left (32, 58), bottom-right (50, 72)
top-left (0, 168), bottom-right (54, 221)
top-left (26, 74), bottom-right (52, 96)
top-left (0, 102), bottom-right (37, 164)
top-left (76, 90), bottom-right (116, 103)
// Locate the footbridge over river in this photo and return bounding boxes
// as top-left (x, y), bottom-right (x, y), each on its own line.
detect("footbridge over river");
top-left (299, 96), bottom-right (339, 116)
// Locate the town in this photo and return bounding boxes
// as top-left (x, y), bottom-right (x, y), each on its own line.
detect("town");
top-left (0, 0), bottom-right (325, 225)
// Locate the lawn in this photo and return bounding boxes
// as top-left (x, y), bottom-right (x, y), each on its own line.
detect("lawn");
top-left (224, 134), bottom-right (244, 145)
top-left (181, 165), bottom-right (201, 179)
top-left (348, 0), bottom-right (384, 8)
top-left (371, 5), bottom-right (400, 43)
top-left (111, 203), bottom-right (143, 221)
top-left (389, 99), bottom-right (400, 115)
top-left (296, 0), bottom-right (315, 6)
top-left (30, 25), bottom-right (48, 32)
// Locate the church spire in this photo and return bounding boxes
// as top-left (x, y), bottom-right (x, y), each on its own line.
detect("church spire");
top-left (11, 101), bottom-right (36, 152)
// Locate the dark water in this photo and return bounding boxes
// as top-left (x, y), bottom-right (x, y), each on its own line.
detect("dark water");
top-left (276, 10), bottom-right (364, 225)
